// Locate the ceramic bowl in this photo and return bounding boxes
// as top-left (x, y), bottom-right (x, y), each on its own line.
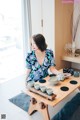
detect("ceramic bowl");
top-left (49, 77), bottom-right (59, 85)
top-left (46, 88), bottom-right (53, 96)
top-left (34, 84), bottom-right (40, 90)
top-left (40, 86), bottom-right (46, 93)
top-left (27, 81), bottom-right (34, 87)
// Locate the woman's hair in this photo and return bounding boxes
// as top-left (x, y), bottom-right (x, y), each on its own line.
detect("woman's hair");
top-left (32, 34), bottom-right (47, 51)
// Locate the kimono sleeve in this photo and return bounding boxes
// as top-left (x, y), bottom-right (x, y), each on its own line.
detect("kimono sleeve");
top-left (26, 53), bottom-right (32, 69)
top-left (50, 50), bottom-right (56, 66)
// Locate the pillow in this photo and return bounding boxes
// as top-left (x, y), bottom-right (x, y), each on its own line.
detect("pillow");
top-left (51, 93), bottom-right (80, 120)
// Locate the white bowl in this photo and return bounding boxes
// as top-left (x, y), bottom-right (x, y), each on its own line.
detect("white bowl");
top-left (49, 77), bottom-right (59, 85)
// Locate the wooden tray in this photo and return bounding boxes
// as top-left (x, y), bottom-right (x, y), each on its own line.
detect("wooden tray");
top-left (28, 87), bottom-right (57, 101)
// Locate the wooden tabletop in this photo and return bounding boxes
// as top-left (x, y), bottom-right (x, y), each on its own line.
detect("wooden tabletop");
top-left (23, 76), bottom-right (80, 107)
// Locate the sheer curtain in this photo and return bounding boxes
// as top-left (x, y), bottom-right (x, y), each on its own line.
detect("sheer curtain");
top-left (0, 0), bottom-right (30, 82)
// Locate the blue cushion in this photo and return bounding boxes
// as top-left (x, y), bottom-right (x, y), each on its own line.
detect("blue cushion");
top-left (70, 106), bottom-right (80, 120)
top-left (52, 93), bottom-right (80, 120)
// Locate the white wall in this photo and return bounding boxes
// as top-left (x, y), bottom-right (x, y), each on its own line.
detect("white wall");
top-left (72, 2), bottom-right (80, 69)
top-left (73, 3), bottom-right (80, 49)
top-left (42, 0), bottom-right (55, 52)
top-left (30, 0), bottom-right (55, 53)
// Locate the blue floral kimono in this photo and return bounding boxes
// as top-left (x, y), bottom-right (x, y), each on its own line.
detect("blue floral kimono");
top-left (26, 49), bottom-right (55, 81)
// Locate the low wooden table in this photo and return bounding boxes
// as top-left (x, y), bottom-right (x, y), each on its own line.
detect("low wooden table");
top-left (23, 76), bottom-right (80, 120)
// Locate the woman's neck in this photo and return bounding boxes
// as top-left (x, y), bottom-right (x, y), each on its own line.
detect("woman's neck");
top-left (35, 50), bottom-right (45, 57)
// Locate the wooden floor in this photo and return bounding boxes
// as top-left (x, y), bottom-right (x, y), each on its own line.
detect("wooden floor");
top-left (0, 74), bottom-right (79, 120)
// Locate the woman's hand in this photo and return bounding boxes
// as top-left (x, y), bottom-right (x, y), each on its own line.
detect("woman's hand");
top-left (49, 66), bottom-right (61, 75)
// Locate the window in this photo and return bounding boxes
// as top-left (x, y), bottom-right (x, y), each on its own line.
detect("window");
top-left (0, 0), bottom-right (27, 82)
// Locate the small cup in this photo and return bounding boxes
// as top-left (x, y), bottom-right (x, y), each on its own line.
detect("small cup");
top-left (40, 86), bottom-right (46, 93)
top-left (34, 84), bottom-right (40, 90)
top-left (57, 74), bottom-right (65, 81)
top-left (63, 68), bottom-right (68, 73)
top-left (74, 71), bottom-right (80, 77)
top-left (46, 88), bottom-right (53, 96)
top-left (27, 81), bottom-right (34, 87)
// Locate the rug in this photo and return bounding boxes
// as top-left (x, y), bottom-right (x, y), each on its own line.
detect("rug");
top-left (9, 92), bottom-right (30, 112)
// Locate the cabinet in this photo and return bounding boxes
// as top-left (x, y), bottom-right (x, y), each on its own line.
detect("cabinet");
top-left (30, 0), bottom-right (55, 51)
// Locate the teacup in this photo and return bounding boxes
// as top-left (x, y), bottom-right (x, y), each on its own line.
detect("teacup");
top-left (27, 81), bottom-right (34, 87)
top-left (46, 88), bottom-right (53, 95)
top-left (34, 84), bottom-right (40, 90)
top-left (57, 74), bottom-right (65, 81)
top-left (40, 86), bottom-right (46, 93)
top-left (74, 71), bottom-right (80, 77)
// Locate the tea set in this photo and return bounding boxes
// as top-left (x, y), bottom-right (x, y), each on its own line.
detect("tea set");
top-left (27, 81), bottom-right (53, 96)
top-left (63, 68), bottom-right (80, 77)
top-left (27, 68), bottom-right (80, 96)
top-left (49, 72), bottom-right (71, 85)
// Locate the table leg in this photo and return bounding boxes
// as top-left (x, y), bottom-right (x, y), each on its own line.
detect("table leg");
top-left (28, 97), bottom-right (50, 120)
top-left (28, 98), bottom-right (37, 115)
top-left (78, 86), bottom-right (80, 90)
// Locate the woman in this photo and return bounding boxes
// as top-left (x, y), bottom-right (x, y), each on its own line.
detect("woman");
top-left (26, 34), bottom-right (60, 82)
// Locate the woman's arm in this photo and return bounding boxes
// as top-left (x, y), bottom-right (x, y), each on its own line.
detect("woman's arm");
top-left (49, 66), bottom-right (61, 75)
